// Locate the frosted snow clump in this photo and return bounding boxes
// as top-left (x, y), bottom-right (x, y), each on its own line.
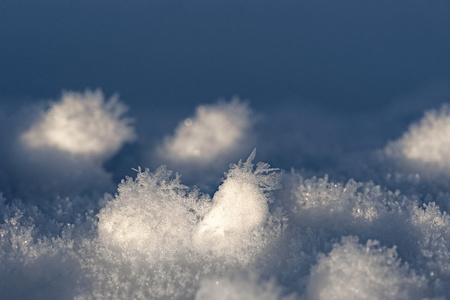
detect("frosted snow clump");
top-left (194, 149), bottom-right (283, 260)
top-left (98, 150), bottom-right (282, 266)
top-left (22, 89), bottom-right (135, 160)
top-left (385, 103), bottom-right (450, 172)
top-left (306, 236), bottom-right (428, 300)
top-left (159, 98), bottom-right (253, 166)
top-left (89, 151), bottom-right (285, 298)
top-left (97, 166), bottom-right (211, 261)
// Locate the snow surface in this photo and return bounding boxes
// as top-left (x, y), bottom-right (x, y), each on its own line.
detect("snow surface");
top-left (2, 94), bottom-right (450, 299)
top-left (2, 0), bottom-right (450, 298)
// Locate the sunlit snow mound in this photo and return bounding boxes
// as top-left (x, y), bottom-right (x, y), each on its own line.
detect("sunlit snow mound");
top-left (2, 89), bottom-right (136, 198)
top-left (98, 150), bottom-right (283, 266)
top-left (87, 151), bottom-right (285, 298)
top-left (97, 166), bottom-right (212, 261)
top-left (306, 237), bottom-right (427, 300)
top-left (193, 149), bottom-right (282, 258)
top-left (385, 103), bottom-right (450, 174)
top-left (271, 170), bottom-right (450, 298)
top-left (159, 99), bottom-right (254, 167)
top-left (22, 89), bottom-right (136, 160)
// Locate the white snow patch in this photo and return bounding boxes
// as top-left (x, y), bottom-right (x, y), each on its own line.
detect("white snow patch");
top-left (159, 98), bottom-right (253, 166)
top-left (194, 149), bottom-right (282, 258)
top-left (92, 152), bottom-right (285, 298)
top-left (98, 150), bottom-right (282, 265)
top-left (22, 89), bottom-right (135, 160)
top-left (385, 103), bottom-right (450, 170)
top-left (306, 236), bottom-right (427, 300)
top-left (97, 166), bottom-right (211, 261)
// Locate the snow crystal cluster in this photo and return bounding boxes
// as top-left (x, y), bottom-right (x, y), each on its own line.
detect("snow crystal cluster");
top-left (22, 89), bottom-right (136, 160)
top-left (306, 237), bottom-right (427, 300)
top-left (2, 92), bottom-right (450, 299)
top-left (98, 149), bottom-right (282, 265)
top-left (385, 104), bottom-right (450, 175)
top-left (159, 99), bottom-right (254, 167)
top-left (0, 90), bottom-right (136, 200)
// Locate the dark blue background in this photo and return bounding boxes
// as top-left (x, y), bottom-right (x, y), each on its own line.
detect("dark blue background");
top-left (1, 0), bottom-right (450, 176)
top-left (2, 0), bottom-right (449, 109)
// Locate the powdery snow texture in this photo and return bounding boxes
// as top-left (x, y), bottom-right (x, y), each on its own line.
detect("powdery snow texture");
top-left (2, 96), bottom-right (450, 299)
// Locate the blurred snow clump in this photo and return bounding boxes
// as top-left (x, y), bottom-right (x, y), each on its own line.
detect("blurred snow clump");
top-left (159, 98), bottom-right (254, 166)
top-left (22, 89), bottom-right (136, 160)
top-left (385, 103), bottom-right (450, 171)
top-left (306, 236), bottom-right (427, 300)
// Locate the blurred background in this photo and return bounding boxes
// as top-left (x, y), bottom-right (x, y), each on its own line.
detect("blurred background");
top-left (1, 0), bottom-right (450, 184)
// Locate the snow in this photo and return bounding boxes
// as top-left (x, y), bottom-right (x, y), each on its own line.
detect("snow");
top-left (97, 166), bottom-right (211, 261)
top-left (1, 1), bottom-right (450, 296)
top-left (385, 104), bottom-right (450, 166)
top-left (0, 90), bottom-right (135, 200)
top-left (22, 89), bottom-right (136, 161)
top-left (3, 95), bottom-right (450, 299)
top-left (384, 104), bottom-right (450, 186)
top-left (98, 149), bottom-right (282, 268)
top-left (306, 237), bottom-right (427, 300)
top-left (193, 149), bottom-right (282, 260)
top-left (158, 99), bottom-right (254, 168)
top-left (195, 273), bottom-right (296, 300)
